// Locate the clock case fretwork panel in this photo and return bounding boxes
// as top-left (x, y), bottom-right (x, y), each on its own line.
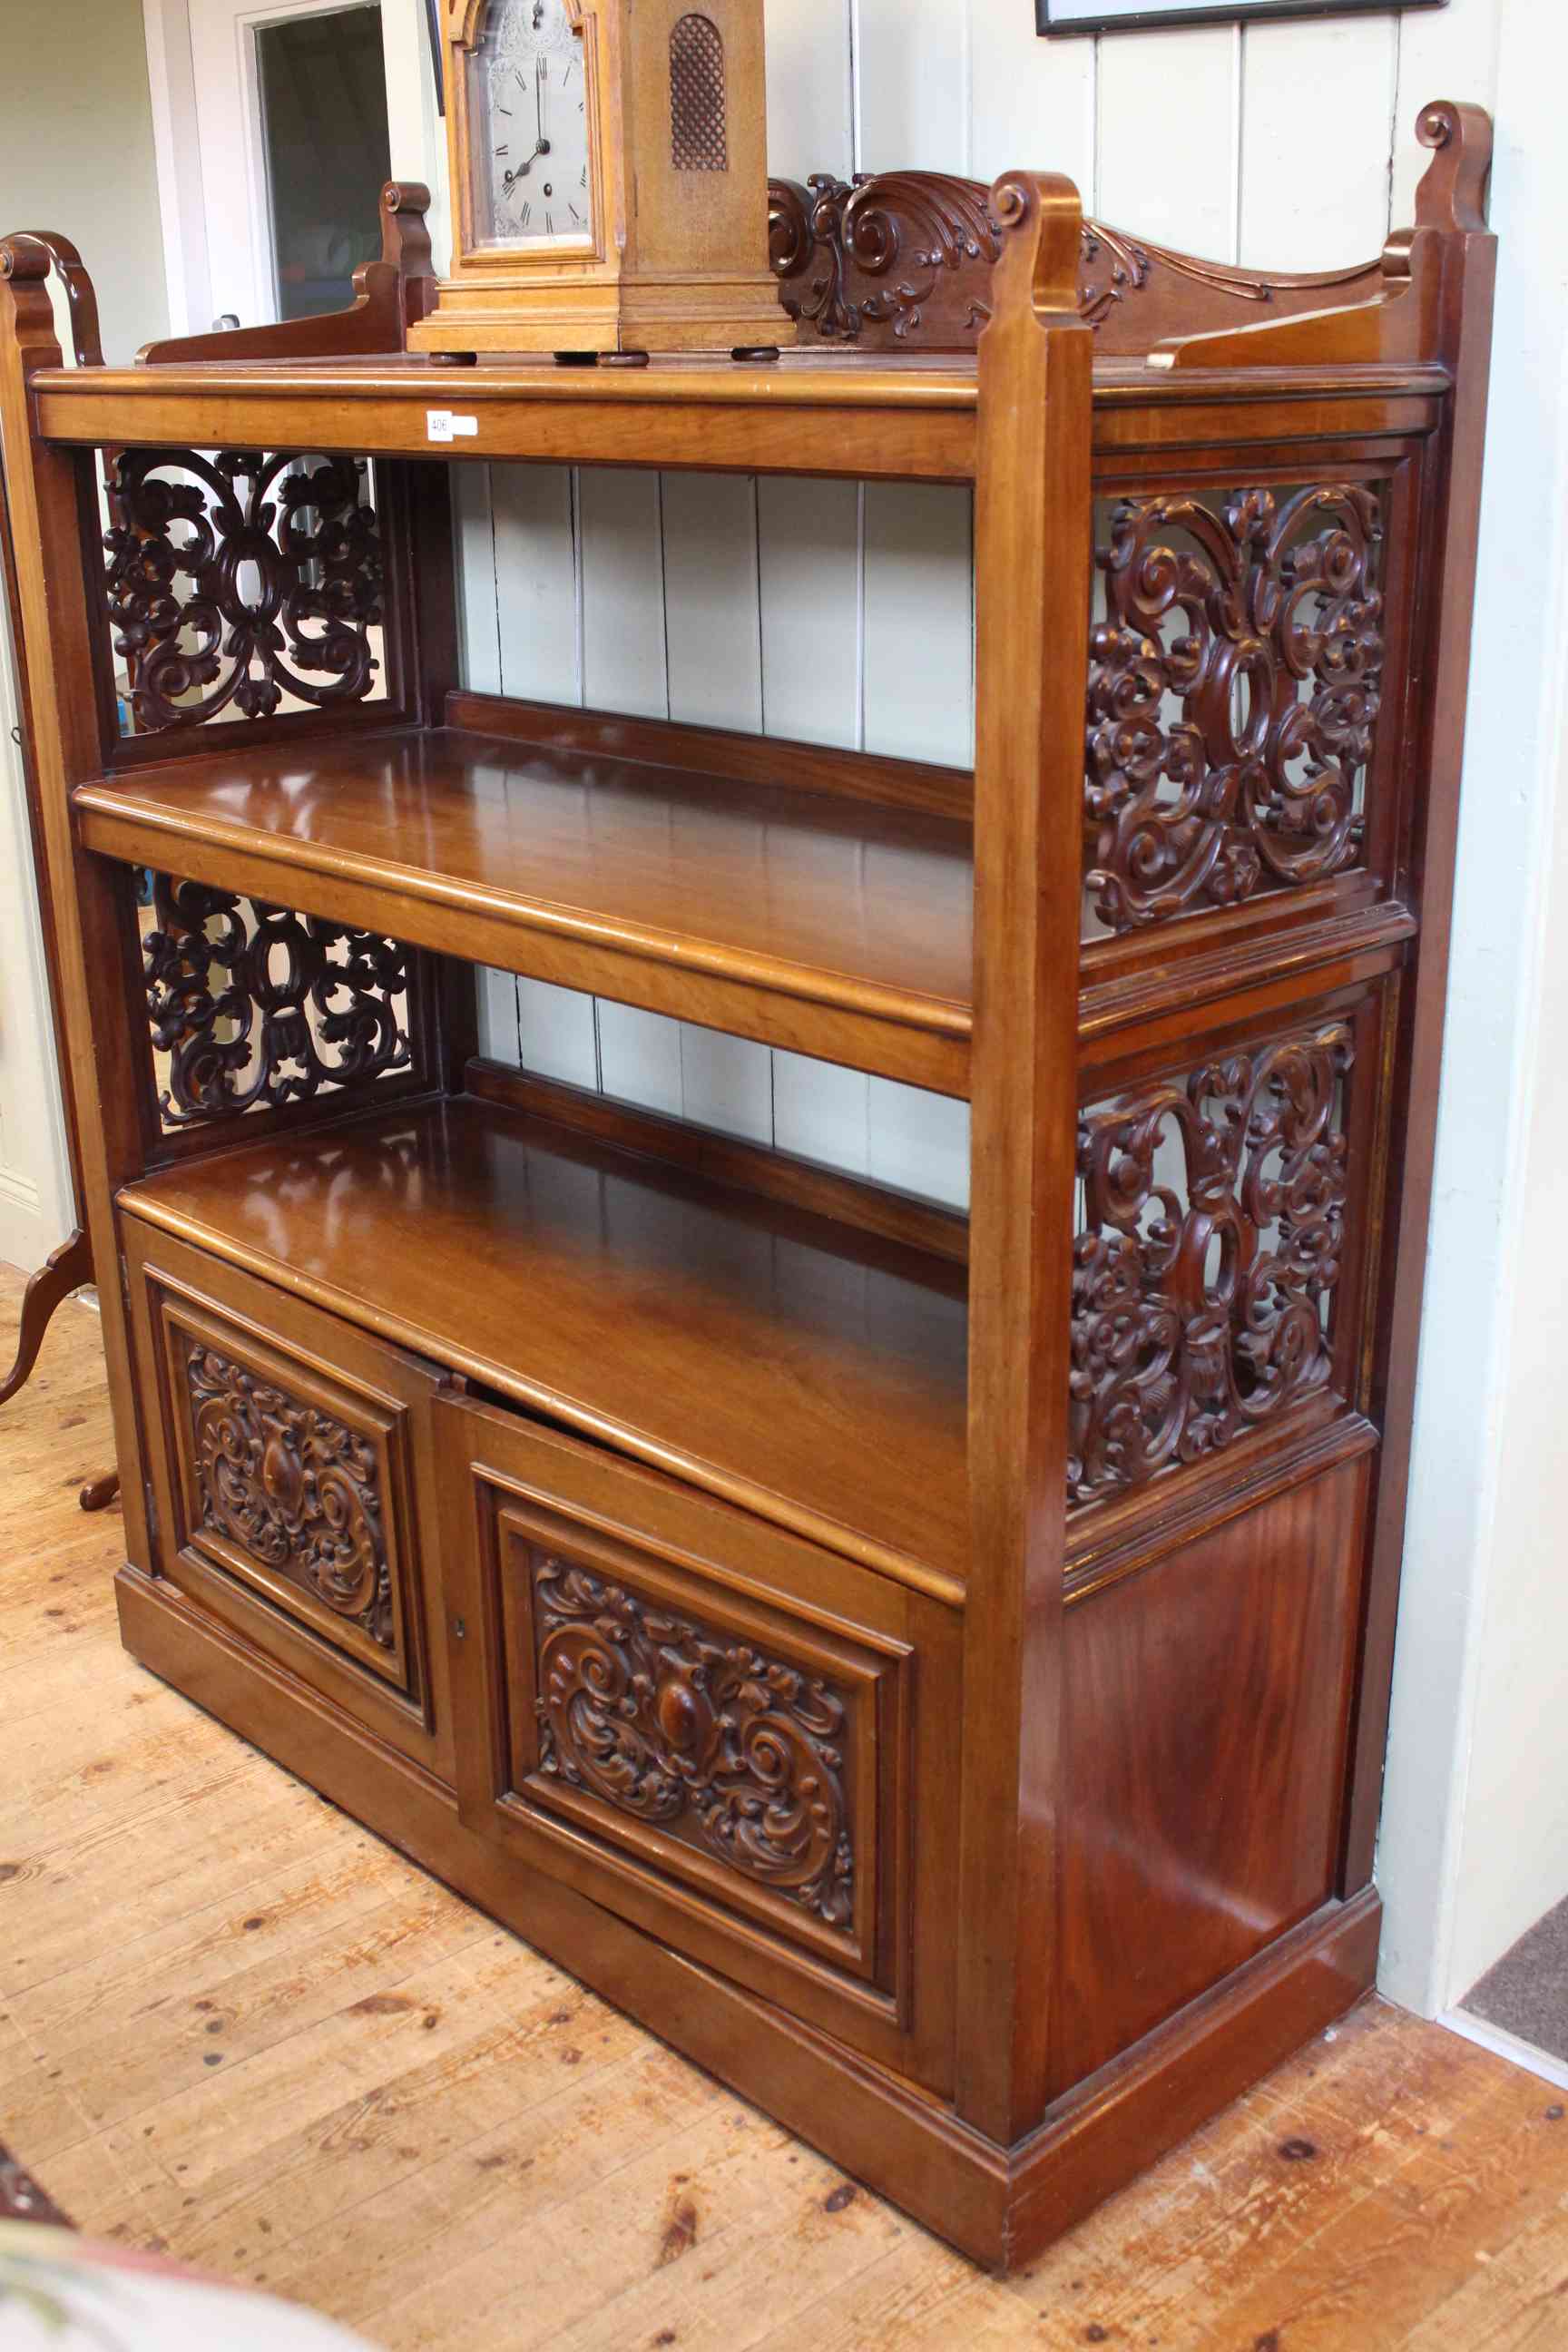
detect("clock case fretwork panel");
top-left (0, 100), bottom-right (1494, 2272)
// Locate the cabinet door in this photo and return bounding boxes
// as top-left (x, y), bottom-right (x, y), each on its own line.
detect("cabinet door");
top-left (437, 1395), bottom-right (961, 2094)
top-left (122, 1217), bottom-right (456, 1784)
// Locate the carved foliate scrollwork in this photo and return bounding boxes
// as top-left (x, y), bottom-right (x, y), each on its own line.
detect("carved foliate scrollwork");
top-left (767, 171), bottom-right (1377, 350)
top-left (1085, 485), bottom-right (1385, 932)
top-left (1077, 220), bottom-right (1151, 326)
top-left (184, 1341), bottom-right (393, 1651)
top-left (1071, 1022), bottom-right (1354, 1504)
top-left (103, 448), bottom-right (382, 731)
top-left (769, 172), bottom-right (1001, 343)
top-left (532, 1555), bottom-right (855, 1929)
top-left (142, 874), bottom-right (413, 1127)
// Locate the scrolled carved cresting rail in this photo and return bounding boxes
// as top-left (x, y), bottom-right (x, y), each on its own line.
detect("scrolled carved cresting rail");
top-left (766, 170), bottom-right (1385, 357)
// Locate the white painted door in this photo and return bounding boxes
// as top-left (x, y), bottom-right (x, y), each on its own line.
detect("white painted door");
top-left (145, 0), bottom-right (446, 338)
top-left (187, 0), bottom-right (392, 328)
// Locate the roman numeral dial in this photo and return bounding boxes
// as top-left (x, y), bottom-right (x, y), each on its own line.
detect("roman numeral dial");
top-left (466, 0), bottom-right (593, 251)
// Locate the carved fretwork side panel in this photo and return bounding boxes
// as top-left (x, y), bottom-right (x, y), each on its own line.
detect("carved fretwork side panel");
top-left (1084, 486), bottom-right (1386, 935)
top-left (1071, 1020), bottom-right (1356, 1507)
top-left (529, 1550), bottom-right (857, 1932)
top-left (103, 447), bottom-right (386, 734)
top-left (139, 875), bottom-right (431, 1134)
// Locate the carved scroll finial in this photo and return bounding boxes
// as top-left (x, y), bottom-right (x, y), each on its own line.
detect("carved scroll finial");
top-left (0, 234), bottom-right (68, 375)
top-left (382, 180), bottom-right (432, 221)
top-left (369, 180), bottom-right (436, 328)
top-left (0, 236), bottom-right (52, 286)
top-left (4, 233), bottom-right (103, 368)
top-left (987, 170), bottom-right (1084, 322)
top-left (1414, 99), bottom-right (1493, 234)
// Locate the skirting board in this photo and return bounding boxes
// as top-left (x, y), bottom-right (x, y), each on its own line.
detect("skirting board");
top-left (116, 1561), bottom-right (1382, 2273)
top-left (1439, 2008), bottom-right (1568, 2096)
top-left (0, 1163), bottom-right (44, 1274)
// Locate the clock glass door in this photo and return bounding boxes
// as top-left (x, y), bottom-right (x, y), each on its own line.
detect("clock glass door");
top-left (466, 0), bottom-right (594, 250)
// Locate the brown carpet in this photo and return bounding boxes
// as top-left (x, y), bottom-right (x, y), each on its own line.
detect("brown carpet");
top-left (1462, 1893), bottom-right (1568, 2065)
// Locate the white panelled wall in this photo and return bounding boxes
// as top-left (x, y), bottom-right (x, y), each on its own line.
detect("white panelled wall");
top-left (458, 0), bottom-right (1501, 1213)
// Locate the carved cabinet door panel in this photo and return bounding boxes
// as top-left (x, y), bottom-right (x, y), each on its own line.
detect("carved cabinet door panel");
top-left (121, 1218), bottom-right (456, 1785)
top-left (436, 1395), bottom-right (962, 2095)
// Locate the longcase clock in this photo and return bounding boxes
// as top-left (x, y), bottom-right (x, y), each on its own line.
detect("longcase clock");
top-left (410, 0), bottom-right (791, 359)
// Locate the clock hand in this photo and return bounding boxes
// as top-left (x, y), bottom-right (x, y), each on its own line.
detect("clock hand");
top-left (503, 140), bottom-right (546, 190)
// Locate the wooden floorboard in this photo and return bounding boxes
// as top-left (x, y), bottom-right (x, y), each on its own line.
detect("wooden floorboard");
top-left (3, 1259), bottom-right (1568, 2349)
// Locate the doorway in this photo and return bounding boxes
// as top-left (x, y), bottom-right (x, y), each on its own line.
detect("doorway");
top-left (256, 6), bottom-right (392, 320)
top-left (164, 0), bottom-right (403, 331)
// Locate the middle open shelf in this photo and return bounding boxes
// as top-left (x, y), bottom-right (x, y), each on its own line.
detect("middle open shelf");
top-left (77, 694), bottom-right (975, 1098)
top-left (117, 1075), bottom-right (971, 1598)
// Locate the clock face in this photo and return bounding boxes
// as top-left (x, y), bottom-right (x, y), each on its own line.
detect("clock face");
top-left (466, 0), bottom-right (593, 251)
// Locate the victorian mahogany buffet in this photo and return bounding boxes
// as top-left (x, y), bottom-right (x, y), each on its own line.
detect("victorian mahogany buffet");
top-left (0, 103), bottom-right (1494, 2270)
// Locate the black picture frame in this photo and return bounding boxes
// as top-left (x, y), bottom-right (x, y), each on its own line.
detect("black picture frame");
top-left (1038, 0), bottom-right (1444, 32)
top-left (424, 0), bottom-right (446, 113)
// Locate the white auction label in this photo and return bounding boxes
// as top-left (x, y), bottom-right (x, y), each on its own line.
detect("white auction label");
top-left (426, 410), bottom-right (480, 442)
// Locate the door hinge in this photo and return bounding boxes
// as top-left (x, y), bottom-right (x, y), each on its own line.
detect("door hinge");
top-left (142, 1477), bottom-right (161, 1554)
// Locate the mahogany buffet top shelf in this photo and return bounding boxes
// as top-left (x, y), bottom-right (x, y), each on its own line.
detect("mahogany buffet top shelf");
top-left (116, 1090), bottom-right (970, 1596)
top-left (27, 349), bottom-right (1451, 484)
top-left (75, 718), bottom-right (975, 1094)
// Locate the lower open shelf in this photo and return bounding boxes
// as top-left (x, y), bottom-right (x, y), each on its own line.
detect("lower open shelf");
top-left (77, 701), bottom-right (975, 1096)
top-left (117, 1085), bottom-right (970, 1595)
